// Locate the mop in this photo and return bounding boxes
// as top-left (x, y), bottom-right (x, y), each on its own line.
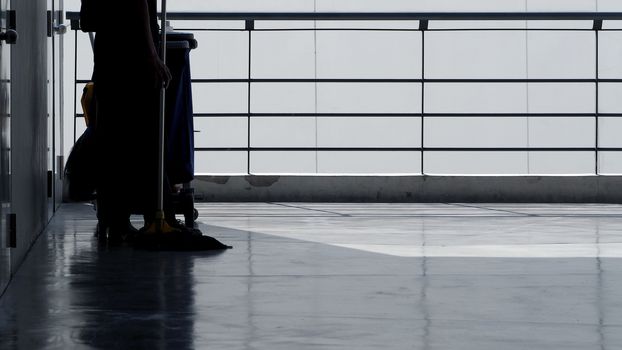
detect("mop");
top-left (135, 0), bottom-right (231, 251)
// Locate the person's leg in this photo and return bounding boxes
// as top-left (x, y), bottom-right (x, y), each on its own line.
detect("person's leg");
top-left (123, 85), bottom-right (177, 226)
top-left (94, 81), bottom-right (132, 234)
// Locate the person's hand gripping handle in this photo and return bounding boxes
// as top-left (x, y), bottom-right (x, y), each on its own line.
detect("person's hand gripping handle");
top-left (150, 54), bottom-right (172, 89)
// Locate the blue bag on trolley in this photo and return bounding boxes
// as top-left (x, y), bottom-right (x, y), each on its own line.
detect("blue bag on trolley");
top-left (165, 35), bottom-right (197, 185)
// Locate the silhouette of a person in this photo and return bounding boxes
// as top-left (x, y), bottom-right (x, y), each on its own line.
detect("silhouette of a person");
top-left (92, 0), bottom-right (172, 238)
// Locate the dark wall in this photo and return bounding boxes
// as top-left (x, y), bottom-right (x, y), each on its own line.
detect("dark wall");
top-left (10, 0), bottom-right (49, 272)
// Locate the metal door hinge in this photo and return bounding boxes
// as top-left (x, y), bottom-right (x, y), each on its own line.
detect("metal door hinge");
top-left (8, 10), bottom-right (16, 31)
top-left (6, 214), bottom-right (16, 248)
top-left (47, 170), bottom-right (53, 198)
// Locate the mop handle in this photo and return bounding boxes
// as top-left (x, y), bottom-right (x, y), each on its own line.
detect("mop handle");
top-left (156, 0), bottom-right (167, 215)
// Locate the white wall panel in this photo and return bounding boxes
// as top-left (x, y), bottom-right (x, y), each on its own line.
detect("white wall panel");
top-left (192, 83), bottom-right (248, 113)
top-left (596, 0), bottom-right (622, 11)
top-left (252, 83), bottom-right (316, 113)
top-left (424, 152), bottom-right (528, 174)
top-left (317, 117), bottom-right (421, 147)
top-left (597, 83), bottom-right (622, 113)
top-left (317, 31), bottom-right (421, 79)
top-left (251, 151), bottom-right (316, 173)
top-left (317, 83), bottom-right (421, 113)
top-left (430, 21), bottom-right (526, 29)
top-left (316, 0), bottom-right (526, 12)
top-left (598, 117), bottom-right (622, 148)
top-left (599, 152), bottom-right (622, 174)
top-left (527, 83), bottom-right (595, 113)
top-left (529, 152), bottom-right (595, 174)
top-left (252, 32), bottom-right (315, 79)
top-left (599, 32), bottom-right (622, 78)
top-left (318, 151), bottom-right (421, 174)
top-left (425, 117), bottom-right (528, 147)
top-left (426, 32), bottom-right (526, 79)
top-left (190, 32), bottom-right (248, 79)
top-left (167, 0), bottom-right (315, 12)
top-left (527, 32), bottom-right (595, 78)
top-left (76, 34), bottom-right (94, 80)
top-left (195, 151), bottom-right (248, 174)
top-left (528, 117), bottom-right (595, 148)
top-left (426, 83), bottom-right (527, 113)
top-left (527, 0), bottom-right (596, 11)
top-left (194, 117), bottom-right (248, 148)
top-left (315, 21), bottom-right (419, 30)
top-left (251, 117), bottom-right (317, 147)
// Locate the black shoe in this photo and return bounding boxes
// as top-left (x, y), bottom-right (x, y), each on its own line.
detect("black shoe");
top-left (167, 219), bottom-right (202, 236)
top-left (96, 220), bottom-right (138, 244)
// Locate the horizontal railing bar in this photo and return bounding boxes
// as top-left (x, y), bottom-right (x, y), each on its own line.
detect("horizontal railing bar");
top-left (425, 113), bottom-right (598, 117)
top-left (172, 28), bottom-right (602, 32)
top-left (195, 148), bottom-right (423, 151)
top-left (192, 78), bottom-right (605, 83)
top-left (66, 12), bottom-right (622, 21)
top-left (195, 147), bottom-right (614, 152)
top-left (421, 28), bottom-right (597, 32)
top-left (78, 113), bottom-right (622, 118)
top-left (77, 78), bottom-right (622, 84)
top-left (160, 27), bottom-right (622, 34)
top-left (192, 113), bottom-right (429, 117)
top-left (194, 113), bottom-right (602, 118)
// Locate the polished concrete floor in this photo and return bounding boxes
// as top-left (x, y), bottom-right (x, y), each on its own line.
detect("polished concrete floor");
top-left (1, 202), bottom-right (622, 349)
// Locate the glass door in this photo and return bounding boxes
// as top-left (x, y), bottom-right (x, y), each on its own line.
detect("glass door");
top-left (47, 0), bottom-right (64, 217)
top-left (0, 0), bottom-right (14, 292)
top-left (52, 0), bottom-right (64, 211)
top-left (47, 0), bottom-right (53, 219)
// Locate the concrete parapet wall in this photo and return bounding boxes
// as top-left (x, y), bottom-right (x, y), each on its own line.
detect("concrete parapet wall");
top-left (193, 176), bottom-right (622, 203)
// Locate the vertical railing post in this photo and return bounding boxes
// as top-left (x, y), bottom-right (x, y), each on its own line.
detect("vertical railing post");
top-left (72, 27), bottom-right (78, 145)
top-left (594, 19), bottom-right (602, 175)
top-left (246, 20), bottom-right (254, 175)
top-left (52, 11), bottom-right (57, 208)
top-left (419, 20), bottom-right (428, 175)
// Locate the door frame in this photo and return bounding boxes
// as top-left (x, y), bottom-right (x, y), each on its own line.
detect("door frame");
top-left (0, 0), bottom-right (13, 294)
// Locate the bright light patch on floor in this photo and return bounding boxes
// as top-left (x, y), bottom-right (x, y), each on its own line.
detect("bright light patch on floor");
top-left (333, 243), bottom-right (622, 258)
top-left (199, 203), bottom-right (622, 259)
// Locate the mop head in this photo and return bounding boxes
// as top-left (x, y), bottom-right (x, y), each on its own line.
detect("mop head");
top-left (133, 227), bottom-right (232, 251)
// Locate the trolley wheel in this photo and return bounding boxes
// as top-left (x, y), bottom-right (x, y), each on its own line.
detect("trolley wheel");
top-left (193, 208), bottom-right (199, 221)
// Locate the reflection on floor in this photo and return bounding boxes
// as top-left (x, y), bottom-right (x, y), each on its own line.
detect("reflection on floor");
top-left (1, 202), bottom-right (622, 349)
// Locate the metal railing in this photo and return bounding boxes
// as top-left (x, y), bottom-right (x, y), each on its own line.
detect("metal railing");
top-left (66, 11), bottom-right (622, 175)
